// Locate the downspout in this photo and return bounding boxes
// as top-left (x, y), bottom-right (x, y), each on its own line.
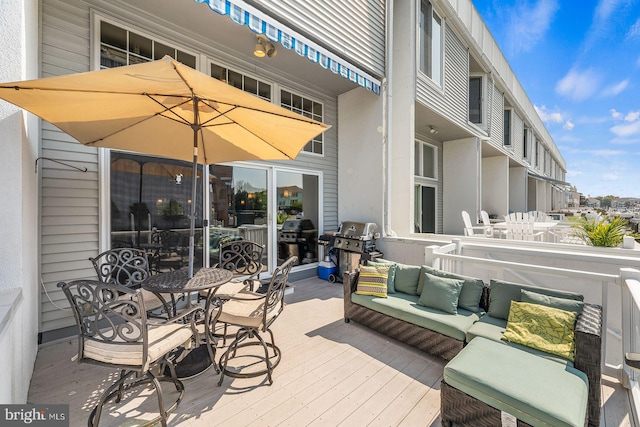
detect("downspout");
top-left (383, 0), bottom-right (396, 237)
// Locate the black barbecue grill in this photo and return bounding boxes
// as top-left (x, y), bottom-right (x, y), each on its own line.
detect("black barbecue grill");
top-left (325, 221), bottom-right (382, 282)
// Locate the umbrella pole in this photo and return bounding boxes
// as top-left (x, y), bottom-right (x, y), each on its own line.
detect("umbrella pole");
top-left (188, 99), bottom-right (200, 278)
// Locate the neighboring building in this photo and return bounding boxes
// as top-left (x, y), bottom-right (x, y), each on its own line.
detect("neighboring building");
top-left (0, 0), bottom-right (572, 402)
top-left (586, 198), bottom-right (602, 209)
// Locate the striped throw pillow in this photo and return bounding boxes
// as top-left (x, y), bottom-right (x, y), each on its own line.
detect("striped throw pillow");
top-left (355, 265), bottom-right (389, 298)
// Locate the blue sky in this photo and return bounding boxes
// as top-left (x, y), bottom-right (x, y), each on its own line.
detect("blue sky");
top-left (472, 0), bottom-right (640, 198)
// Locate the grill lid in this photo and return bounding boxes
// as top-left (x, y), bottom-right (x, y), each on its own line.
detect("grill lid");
top-left (336, 221), bottom-right (380, 240)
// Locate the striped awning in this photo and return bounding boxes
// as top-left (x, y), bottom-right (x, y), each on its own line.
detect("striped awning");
top-left (194, 0), bottom-right (382, 95)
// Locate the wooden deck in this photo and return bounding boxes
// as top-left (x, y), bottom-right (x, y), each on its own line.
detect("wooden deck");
top-left (29, 277), bottom-right (634, 426)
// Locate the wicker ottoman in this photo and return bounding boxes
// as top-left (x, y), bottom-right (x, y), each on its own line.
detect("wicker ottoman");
top-left (441, 337), bottom-right (589, 427)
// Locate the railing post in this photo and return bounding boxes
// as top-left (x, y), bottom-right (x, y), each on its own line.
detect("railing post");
top-left (620, 268), bottom-right (640, 388)
top-left (425, 245), bottom-right (440, 269)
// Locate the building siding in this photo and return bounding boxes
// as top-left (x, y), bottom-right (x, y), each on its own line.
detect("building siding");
top-left (40, 0), bottom-right (340, 333)
top-left (247, 0), bottom-right (385, 77)
top-left (416, 25), bottom-right (470, 131)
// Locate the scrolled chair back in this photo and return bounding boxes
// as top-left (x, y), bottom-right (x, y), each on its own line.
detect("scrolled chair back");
top-left (262, 256), bottom-right (297, 329)
top-left (90, 248), bottom-right (151, 288)
top-left (218, 240), bottom-right (265, 279)
top-left (58, 280), bottom-right (149, 368)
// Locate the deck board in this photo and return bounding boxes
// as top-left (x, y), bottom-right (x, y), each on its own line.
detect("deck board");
top-left (28, 276), bottom-right (634, 426)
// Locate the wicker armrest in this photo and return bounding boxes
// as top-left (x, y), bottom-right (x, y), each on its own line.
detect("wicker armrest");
top-left (574, 302), bottom-right (602, 427)
top-left (343, 271), bottom-right (359, 322)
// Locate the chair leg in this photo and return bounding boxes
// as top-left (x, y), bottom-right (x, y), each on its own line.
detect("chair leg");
top-left (89, 370), bottom-right (136, 427)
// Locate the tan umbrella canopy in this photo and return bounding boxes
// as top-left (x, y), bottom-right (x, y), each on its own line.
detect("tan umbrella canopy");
top-left (0, 55), bottom-right (329, 276)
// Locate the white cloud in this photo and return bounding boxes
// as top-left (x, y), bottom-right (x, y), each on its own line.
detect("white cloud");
top-left (625, 111), bottom-right (640, 122)
top-left (505, 0), bottom-right (559, 53)
top-left (601, 80), bottom-right (629, 97)
top-left (602, 172), bottom-right (620, 181)
top-left (566, 170), bottom-right (583, 177)
top-left (563, 120), bottom-right (575, 130)
top-left (626, 17), bottom-right (640, 40)
top-left (610, 109), bottom-right (622, 120)
top-left (535, 105), bottom-right (564, 123)
top-left (556, 68), bottom-right (600, 101)
top-left (610, 120), bottom-right (640, 138)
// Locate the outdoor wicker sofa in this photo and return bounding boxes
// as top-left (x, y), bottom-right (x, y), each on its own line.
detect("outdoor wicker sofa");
top-left (343, 265), bottom-right (603, 427)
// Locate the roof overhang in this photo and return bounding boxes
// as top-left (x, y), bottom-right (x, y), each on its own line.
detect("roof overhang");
top-left (194, 0), bottom-right (381, 95)
top-left (527, 170), bottom-right (572, 190)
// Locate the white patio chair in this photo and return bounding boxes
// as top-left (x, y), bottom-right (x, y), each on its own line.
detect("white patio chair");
top-left (503, 212), bottom-right (544, 241)
top-left (462, 210), bottom-right (491, 237)
top-left (480, 210), bottom-right (502, 238)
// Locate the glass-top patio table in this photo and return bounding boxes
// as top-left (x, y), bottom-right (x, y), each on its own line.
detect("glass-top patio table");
top-left (143, 267), bottom-right (233, 378)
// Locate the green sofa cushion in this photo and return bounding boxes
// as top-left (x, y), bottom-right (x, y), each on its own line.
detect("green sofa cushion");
top-left (444, 337), bottom-right (588, 427)
top-left (418, 272), bottom-right (464, 314)
top-left (393, 263), bottom-right (421, 295)
top-left (351, 291), bottom-right (479, 341)
top-left (418, 266), bottom-right (485, 313)
top-left (520, 289), bottom-right (585, 314)
top-left (488, 279), bottom-right (584, 320)
top-left (465, 314), bottom-right (575, 367)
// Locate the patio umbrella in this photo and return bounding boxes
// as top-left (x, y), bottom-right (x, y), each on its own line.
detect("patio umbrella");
top-left (0, 55), bottom-right (329, 277)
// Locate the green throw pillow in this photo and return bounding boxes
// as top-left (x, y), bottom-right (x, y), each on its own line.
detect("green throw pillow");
top-left (417, 265), bottom-right (485, 313)
top-left (393, 263), bottom-right (421, 295)
top-left (417, 272), bottom-right (465, 314)
top-left (366, 260), bottom-right (397, 293)
top-left (502, 301), bottom-right (577, 361)
top-left (355, 265), bottom-right (389, 298)
top-left (488, 279), bottom-right (584, 320)
top-left (520, 289), bottom-right (584, 314)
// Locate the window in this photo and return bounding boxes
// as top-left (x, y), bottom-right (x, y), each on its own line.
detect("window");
top-left (523, 127), bottom-right (529, 159)
top-left (414, 185), bottom-right (436, 233)
top-left (469, 76), bottom-right (483, 124)
top-left (210, 63), bottom-right (272, 101)
top-left (281, 90), bottom-right (324, 155)
top-left (414, 140), bottom-right (437, 179)
top-left (535, 141), bottom-right (540, 168)
top-left (503, 109), bottom-right (512, 146)
top-left (419, 1), bottom-right (443, 85)
top-left (100, 21), bottom-right (196, 69)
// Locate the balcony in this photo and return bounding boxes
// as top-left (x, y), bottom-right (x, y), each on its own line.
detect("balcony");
top-left (27, 235), bottom-right (640, 425)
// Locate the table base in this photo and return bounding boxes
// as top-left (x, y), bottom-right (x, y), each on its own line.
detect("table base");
top-left (166, 346), bottom-right (214, 379)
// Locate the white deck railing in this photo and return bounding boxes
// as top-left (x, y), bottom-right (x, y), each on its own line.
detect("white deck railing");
top-left (621, 269), bottom-right (640, 425)
top-left (424, 240), bottom-right (621, 380)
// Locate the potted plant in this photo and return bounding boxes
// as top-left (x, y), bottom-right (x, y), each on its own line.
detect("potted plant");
top-left (571, 216), bottom-right (627, 247)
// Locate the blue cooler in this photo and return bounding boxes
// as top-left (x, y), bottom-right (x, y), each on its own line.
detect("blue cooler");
top-left (318, 260), bottom-right (336, 281)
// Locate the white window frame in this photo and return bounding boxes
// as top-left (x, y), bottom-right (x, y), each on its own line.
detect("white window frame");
top-left (207, 58), bottom-right (273, 102)
top-left (278, 86), bottom-right (325, 157)
top-left (418, 0), bottom-right (444, 87)
top-left (523, 126), bottom-right (530, 161)
top-left (93, 15), bottom-right (199, 71)
top-left (503, 108), bottom-right (512, 147)
top-left (469, 74), bottom-right (486, 128)
top-left (414, 183), bottom-right (438, 234)
top-left (414, 139), bottom-right (438, 180)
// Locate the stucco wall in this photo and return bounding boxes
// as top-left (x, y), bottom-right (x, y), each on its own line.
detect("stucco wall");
top-left (0, 0), bottom-right (40, 404)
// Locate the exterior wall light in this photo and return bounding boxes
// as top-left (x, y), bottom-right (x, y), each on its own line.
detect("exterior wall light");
top-left (254, 35), bottom-right (277, 58)
top-left (429, 126), bottom-right (439, 135)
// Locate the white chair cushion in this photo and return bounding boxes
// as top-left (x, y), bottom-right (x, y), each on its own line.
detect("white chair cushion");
top-left (83, 322), bottom-right (193, 367)
top-left (214, 293), bottom-right (279, 329)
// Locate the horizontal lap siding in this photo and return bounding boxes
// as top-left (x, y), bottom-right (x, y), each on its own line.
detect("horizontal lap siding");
top-left (249, 0), bottom-right (386, 77)
top-left (416, 26), bottom-right (470, 131)
top-left (40, 0), bottom-right (341, 333)
top-left (40, 0), bottom-right (95, 332)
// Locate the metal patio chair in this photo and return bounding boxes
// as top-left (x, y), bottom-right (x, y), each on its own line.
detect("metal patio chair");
top-left (214, 255), bottom-right (297, 386)
top-left (89, 247), bottom-right (172, 316)
top-left (58, 279), bottom-right (203, 427)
